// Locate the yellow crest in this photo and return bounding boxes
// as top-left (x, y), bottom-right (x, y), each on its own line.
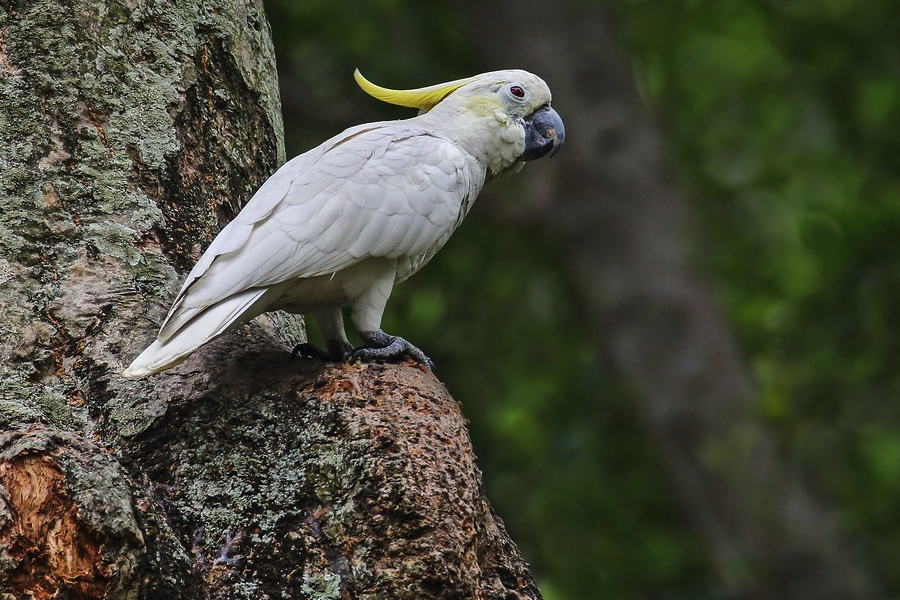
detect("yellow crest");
top-left (354, 69), bottom-right (475, 111)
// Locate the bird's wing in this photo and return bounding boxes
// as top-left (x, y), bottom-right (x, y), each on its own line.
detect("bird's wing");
top-left (157, 122), bottom-right (481, 342)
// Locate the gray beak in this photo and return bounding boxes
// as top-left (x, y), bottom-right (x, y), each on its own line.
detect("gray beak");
top-left (522, 105), bottom-right (565, 160)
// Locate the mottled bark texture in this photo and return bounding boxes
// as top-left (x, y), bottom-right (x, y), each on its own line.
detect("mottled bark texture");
top-left (0, 1), bottom-right (538, 598)
top-left (461, 1), bottom-right (877, 599)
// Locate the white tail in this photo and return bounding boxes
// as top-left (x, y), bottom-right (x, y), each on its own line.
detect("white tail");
top-left (122, 288), bottom-right (268, 378)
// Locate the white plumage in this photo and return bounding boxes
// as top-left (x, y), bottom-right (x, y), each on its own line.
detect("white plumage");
top-left (123, 69), bottom-right (564, 377)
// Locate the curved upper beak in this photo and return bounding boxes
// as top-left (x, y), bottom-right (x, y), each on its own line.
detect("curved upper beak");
top-left (522, 105), bottom-right (565, 161)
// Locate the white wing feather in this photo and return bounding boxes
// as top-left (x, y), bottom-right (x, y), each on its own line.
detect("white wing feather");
top-left (156, 122), bottom-right (481, 344)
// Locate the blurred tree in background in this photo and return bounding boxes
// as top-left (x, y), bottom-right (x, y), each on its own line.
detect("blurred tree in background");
top-left (617, 0), bottom-right (900, 594)
top-left (264, 0), bottom-right (900, 598)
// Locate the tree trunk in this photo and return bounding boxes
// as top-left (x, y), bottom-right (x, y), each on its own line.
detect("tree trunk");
top-left (0, 2), bottom-right (539, 598)
top-left (460, 1), bottom-right (877, 598)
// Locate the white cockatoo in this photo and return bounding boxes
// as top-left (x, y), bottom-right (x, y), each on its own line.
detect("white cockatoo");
top-left (123, 68), bottom-right (564, 377)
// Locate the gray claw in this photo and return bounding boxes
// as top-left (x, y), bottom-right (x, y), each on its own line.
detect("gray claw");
top-left (326, 339), bottom-right (354, 361)
top-left (354, 330), bottom-right (435, 370)
top-left (292, 339), bottom-right (353, 362)
top-left (292, 342), bottom-right (331, 361)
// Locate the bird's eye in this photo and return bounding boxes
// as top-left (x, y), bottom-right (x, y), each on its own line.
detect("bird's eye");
top-left (502, 84), bottom-right (529, 104)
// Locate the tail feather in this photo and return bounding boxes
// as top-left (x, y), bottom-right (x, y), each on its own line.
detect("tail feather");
top-left (122, 288), bottom-right (268, 378)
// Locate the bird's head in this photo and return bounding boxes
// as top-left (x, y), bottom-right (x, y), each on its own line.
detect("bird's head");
top-left (355, 69), bottom-right (565, 176)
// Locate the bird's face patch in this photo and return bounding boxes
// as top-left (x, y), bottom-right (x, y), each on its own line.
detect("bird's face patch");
top-left (485, 73), bottom-right (564, 162)
top-left (494, 77), bottom-right (552, 120)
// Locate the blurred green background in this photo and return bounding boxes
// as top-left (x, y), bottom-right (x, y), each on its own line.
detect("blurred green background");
top-left (263, 0), bottom-right (900, 598)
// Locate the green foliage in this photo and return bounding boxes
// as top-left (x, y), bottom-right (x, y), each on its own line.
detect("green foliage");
top-left (618, 0), bottom-right (900, 591)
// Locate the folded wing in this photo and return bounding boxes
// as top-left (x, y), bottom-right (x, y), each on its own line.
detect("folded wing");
top-left (154, 123), bottom-right (480, 348)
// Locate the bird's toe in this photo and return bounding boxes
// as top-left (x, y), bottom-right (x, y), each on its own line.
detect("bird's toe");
top-left (291, 343), bottom-right (332, 361)
top-left (353, 330), bottom-right (434, 370)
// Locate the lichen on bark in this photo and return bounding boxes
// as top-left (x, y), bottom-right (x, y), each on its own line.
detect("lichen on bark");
top-left (0, 0), bottom-right (288, 427)
top-left (119, 339), bottom-right (541, 598)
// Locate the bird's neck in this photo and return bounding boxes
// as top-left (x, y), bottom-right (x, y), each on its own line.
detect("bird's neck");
top-left (420, 100), bottom-right (524, 178)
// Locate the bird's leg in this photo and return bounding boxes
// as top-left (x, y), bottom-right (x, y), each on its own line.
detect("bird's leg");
top-left (292, 309), bottom-right (353, 362)
top-left (347, 265), bottom-right (433, 369)
top-left (353, 330), bottom-right (435, 370)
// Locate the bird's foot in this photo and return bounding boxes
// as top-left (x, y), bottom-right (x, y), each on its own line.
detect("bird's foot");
top-left (292, 339), bottom-right (353, 362)
top-left (292, 343), bottom-right (330, 361)
top-left (353, 330), bottom-right (435, 370)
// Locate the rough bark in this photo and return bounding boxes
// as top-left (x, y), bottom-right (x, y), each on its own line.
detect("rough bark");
top-left (460, 1), bottom-right (877, 598)
top-left (0, 1), bottom-right (539, 598)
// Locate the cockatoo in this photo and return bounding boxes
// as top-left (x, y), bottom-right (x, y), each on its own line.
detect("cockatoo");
top-left (123, 68), bottom-right (564, 377)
